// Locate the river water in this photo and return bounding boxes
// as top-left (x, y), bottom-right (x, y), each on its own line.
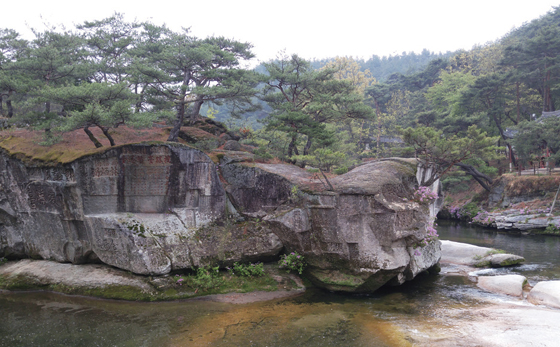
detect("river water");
top-left (1, 222), bottom-right (559, 347)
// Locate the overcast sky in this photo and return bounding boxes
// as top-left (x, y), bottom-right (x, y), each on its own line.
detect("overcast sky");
top-left (4, 1), bottom-right (559, 65)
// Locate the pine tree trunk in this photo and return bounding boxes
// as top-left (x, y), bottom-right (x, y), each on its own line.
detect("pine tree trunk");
top-left (288, 135), bottom-right (299, 157)
top-left (303, 137), bottom-right (312, 155)
top-left (167, 99), bottom-right (185, 142)
top-left (84, 125), bottom-right (103, 148)
top-left (374, 98), bottom-right (381, 159)
top-left (100, 126), bottom-right (116, 146)
top-left (516, 81), bottom-right (521, 124)
top-left (7, 91), bottom-right (14, 118)
top-left (188, 97), bottom-right (204, 124)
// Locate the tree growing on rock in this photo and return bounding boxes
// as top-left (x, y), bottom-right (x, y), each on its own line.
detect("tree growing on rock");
top-left (40, 82), bottom-right (148, 147)
top-left (400, 125), bottom-right (499, 190)
top-left (134, 24), bottom-right (258, 142)
top-left (261, 53), bottom-right (373, 160)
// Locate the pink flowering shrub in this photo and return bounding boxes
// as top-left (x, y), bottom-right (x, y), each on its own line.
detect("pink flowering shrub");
top-left (471, 211), bottom-right (495, 226)
top-left (447, 202), bottom-right (480, 221)
top-left (413, 186), bottom-right (438, 203)
top-left (279, 252), bottom-right (306, 274)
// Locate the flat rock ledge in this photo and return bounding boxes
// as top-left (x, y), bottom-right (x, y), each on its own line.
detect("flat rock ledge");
top-left (527, 281), bottom-right (560, 309)
top-left (0, 259), bottom-right (304, 302)
top-left (468, 208), bottom-right (560, 232)
top-left (440, 240), bottom-right (524, 267)
top-left (0, 259), bottom-right (152, 291)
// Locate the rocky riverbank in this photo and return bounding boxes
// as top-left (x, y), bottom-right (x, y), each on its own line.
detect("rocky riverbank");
top-left (439, 174), bottom-right (560, 234)
top-left (414, 239), bottom-right (560, 346)
top-left (0, 259), bottom-right (305, 302)
top-left (440, 240), bottom-right (560, 308)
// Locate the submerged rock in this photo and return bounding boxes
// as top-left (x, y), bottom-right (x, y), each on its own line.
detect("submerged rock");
top-left (483, 253), bottom-right (525, 267)
top-left (0, 259), bottom-right (303, 301)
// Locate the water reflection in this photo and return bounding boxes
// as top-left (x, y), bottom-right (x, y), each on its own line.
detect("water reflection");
top-left (438, 220), bottom-right (560, 282)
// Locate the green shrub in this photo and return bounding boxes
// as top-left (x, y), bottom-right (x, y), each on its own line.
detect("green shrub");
top-left (254, 147), bottom-right (273, 160)
top-left (193, 139), bottom-right (220, 152)
top-left (544, 223), bottom-right (560, 235)
top-left (333, 166), bottom-right (348, 175)
top-left (190, 265), bottom-right (223, 290)
top-left (279, 252), bottom-right (306, 275)
top-left (462, 202), bottom-right (480, 218)
top-left (228, 262), bottom-right (265, 277)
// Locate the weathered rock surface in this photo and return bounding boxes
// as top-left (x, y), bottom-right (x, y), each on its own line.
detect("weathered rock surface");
top-left (223, 158), bottom-right (442, 292)
top-left (0, 259), bottom-right (152, 291)
top-left (476, 274), bottom-right (526, 297)
top-left (0, 144), bottom-right (280, 275)
top-left (488, 175), bottom-right (559, 209)
top-left (440, 240), bottom-right (524, 267)
top-left (440, 240), bottom-right (492, 265)
top-left (527, 281), bottom-right (560, 309)
top-left (0, 144), bottom-right (441, 292)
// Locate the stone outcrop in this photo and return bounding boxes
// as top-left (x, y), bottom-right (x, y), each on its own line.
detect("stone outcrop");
top-left (0, 144), bottom-right (281, 275)
top-left (488, 175), bottom-right (559, 209)
top-left (491, 211), bottom-right (560, 231)
top-left (222, 157), bottom-right (442, 292)
top-left (0, 144), bottom-right (441, 292)
top-left (527, 281), bottom-right (560, 309)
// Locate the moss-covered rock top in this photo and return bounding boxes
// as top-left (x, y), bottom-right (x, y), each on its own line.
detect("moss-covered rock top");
top-left (0, 125), bottom-right (177, 165)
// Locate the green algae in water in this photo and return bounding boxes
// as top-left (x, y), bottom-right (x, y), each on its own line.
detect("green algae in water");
top-left (0, 289), bottom-right (415, 347)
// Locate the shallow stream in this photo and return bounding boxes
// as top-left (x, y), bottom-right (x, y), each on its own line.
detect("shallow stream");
top-left (1, 222), bottom-right (559, 347)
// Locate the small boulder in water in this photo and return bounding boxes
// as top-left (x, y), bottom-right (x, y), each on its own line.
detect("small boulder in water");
top-left (440, 241), bottom-right (524, 268)
top-left (474, 253), bottom-right (525, 268)
top-left (477, 274), bottom-right (527, 297)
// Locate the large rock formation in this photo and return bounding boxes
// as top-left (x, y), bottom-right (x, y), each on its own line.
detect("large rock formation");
top-left (222, 158), bottom-right (442, 292)
top-left (0, 144), bottom-right (441, 292)
top-left (0, 144), bottom-right (281, 275)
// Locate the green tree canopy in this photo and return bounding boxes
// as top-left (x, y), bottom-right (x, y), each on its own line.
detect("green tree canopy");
top-left (261, 53), bottom-right (373, 158)
top-left (400, 125), bottom-right (499, 190)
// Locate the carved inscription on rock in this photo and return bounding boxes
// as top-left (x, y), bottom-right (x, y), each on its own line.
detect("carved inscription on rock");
top-left (27, 168), bottom-right (76, 183)
top-left (122, 152), bottom-right (172, 196)
top-left (27, 183), bottom-right (61, 211)
top-left (89, 158), bottom-right (119, 196)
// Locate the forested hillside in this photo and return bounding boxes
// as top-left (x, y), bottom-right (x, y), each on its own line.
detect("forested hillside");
top-left (1, 7), bottom-right (560, 192)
